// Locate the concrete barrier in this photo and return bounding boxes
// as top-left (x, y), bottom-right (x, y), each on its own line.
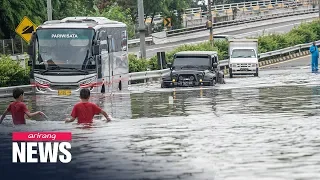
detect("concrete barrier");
top-left (0, 85), bottom-right (34, 98)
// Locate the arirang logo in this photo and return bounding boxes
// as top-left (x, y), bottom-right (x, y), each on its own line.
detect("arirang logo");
top-left (12, 132), bottom-right (72, 163)
top-left (51, 34), bottom-right (78, 38)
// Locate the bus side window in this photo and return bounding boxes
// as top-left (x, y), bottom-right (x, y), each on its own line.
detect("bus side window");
top-left (35, 38), bottom-right (41, 65)
top-left (108, 35), bottom-right (115, 53)
top-left (99, 30), bottom-right (108, 51)
top-left (121, 31), bottom-right (127, 51)
top-left (212, 56), bottom-right (217, 63)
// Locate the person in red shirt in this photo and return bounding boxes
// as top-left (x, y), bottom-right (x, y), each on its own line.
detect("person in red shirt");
top-left (65, 88), bottom-right (111, 124)
top-left (0, 88), bottom-right (45, 125)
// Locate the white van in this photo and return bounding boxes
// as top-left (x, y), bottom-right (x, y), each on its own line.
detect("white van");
top-left (228, 39), bottom-right (259, 78)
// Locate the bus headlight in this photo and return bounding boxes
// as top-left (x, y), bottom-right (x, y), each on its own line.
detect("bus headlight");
top-left (35, 77), bottom-right (50, 85)
top-left (79, 76), bottom-right (96, 85)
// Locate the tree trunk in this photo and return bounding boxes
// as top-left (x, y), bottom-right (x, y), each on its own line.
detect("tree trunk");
top-left (150, 11), bottom-right (155, 24)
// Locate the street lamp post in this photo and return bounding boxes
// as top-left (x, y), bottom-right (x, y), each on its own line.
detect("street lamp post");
top-left (208, 0), bottom-right (213, 46)
top-left (47, 0), bottom-right (52, 21)
top-left (137, 0), bottom-right (146, 59)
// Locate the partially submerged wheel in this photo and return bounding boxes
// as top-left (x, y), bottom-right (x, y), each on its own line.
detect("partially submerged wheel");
top-left (254, 68), bottom-right (259, 77)
top-left (210, 79), bottom-right (216, 86)
top-left (229, 68), bottom-right (233, 78)
top-left (216, 72), bottom-right (225, 84)
top-left (161, 82), bottom-right (169, 88)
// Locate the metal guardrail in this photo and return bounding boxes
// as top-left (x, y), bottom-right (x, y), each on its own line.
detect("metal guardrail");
top-left (9, 39), bottom-right (319, 74)
top-left (1, 40), bottom-right (317, 95)
top-left (128, 37), bottom-right (153, 46)
top-left (0, 85), bottom-right (34, 98)
top-left (166, 8), bottom-right (318, 37)
top-left (128, 40), bottom-right (319, 82)
top-left (149, 0), bottom-right (311, 21)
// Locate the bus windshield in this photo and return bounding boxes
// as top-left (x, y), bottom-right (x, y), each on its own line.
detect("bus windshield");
top-left (36, 28), bottom-right (95, 70)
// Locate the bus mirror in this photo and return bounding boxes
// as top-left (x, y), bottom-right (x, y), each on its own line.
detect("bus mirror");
top-left (27, 45), bottom-right (33, 56)
top-left (28, 61), bottom-right (32, 66)
top-left (93, 45), bottom-right (100, 55)
top-left (212, 63), bottom-right (218, 68)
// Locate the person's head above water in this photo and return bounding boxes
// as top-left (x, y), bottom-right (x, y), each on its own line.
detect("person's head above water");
top-left (80, 88), bottom-right (90, 100)
top-left (13, 88), bottom-right (24, 101)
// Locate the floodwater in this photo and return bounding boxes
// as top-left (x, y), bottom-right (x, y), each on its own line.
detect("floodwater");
top-left (1, 66), bottom-right (320, 180)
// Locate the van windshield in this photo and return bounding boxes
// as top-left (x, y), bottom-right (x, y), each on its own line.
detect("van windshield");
top-left (231, 49), bottom-right (256, 58)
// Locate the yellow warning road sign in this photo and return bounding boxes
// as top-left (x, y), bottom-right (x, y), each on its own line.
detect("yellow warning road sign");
top-left (163, 18), bottom-right (171, 27)
top-left (15, 16), bottom-right (37, 43)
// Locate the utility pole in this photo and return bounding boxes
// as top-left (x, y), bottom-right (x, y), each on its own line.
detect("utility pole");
top-left (47, 0), bottom-right (52, 21)
top-left (137, 0), bottom-right (146, 59)
top-left (208, 0), bottom-right (214, 46)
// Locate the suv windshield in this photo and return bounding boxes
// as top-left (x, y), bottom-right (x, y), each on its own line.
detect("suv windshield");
top-left (231, 49), bottom-right (256, 58)
top-left (173, 56), bottom-right (210, 69)
top-left (36, 28), bottom-right (95, 70)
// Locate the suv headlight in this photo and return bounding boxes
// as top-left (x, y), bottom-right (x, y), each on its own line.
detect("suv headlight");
top-left (35, 77), bottom-right (50, 85)
top-left (197, 74), bottom-right (203, 80)
top-left (171, 74), bottom-right (177, 80)
top-left (79, 76), bottom-right (96, 85)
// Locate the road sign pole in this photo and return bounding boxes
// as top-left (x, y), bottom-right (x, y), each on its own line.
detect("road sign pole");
top-left (137, 0), bottom-right (146, 59)
top-left (47, 0), bottom-right (52, 21)
top-left (208, 0), bottom-right (214, 46)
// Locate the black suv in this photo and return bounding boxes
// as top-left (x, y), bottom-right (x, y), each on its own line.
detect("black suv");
top-left (161, 51), bottom-right (225, 88)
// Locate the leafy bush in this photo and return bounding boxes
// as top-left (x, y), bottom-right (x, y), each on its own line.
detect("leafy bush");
top-left (258, 20), bottom-right (320, 53)
top-left (0, 55), bottom-right (30, 87)
top-left (128, 19), bottom-right (320, 72)
top-left (128, 54), bottom-right (149, 73)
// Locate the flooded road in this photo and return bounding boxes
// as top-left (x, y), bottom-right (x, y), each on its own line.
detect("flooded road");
top-left (1, 66), bottom-right (320, 180)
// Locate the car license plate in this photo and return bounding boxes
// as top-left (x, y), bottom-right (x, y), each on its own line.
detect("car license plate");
top-left (240, 68), bottom-right (248, 71)
top-left (58, 90), bottom-right (71, 96)
top-left (182, 81), bottom-right (192, 86)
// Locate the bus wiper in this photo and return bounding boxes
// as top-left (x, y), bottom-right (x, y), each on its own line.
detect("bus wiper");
top-left (41, 66), bottom-right (89, 75)
top-left (40, 65), bottom-right (59, 75)
top-left (54, 67), bottom-right (89, 74)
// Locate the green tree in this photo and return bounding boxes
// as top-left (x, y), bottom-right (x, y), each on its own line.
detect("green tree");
top-left (52, 0), bottom-right (95, 19)
top-left (161, 0), bottom-right (191, 29)
top-left (90, 4), bottom-right (135, 38)
top-left (0, 0), bottom-right (46, 39)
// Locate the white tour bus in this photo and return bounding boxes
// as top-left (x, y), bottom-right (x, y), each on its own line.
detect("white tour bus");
top-left (27, 17), bottom-right (129, 95)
